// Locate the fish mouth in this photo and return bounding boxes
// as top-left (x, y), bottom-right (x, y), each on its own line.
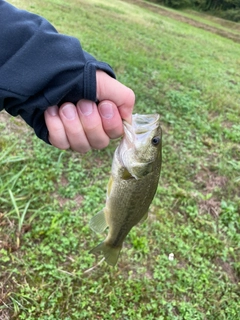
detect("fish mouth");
top-left (123, 114), bottom-right (160, 143)
top-left (118, 114), bottom-right (161, 180)
top-left (132, 114), bottom-right (160, 127)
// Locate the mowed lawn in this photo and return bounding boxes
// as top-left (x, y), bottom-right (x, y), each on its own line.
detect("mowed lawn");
top-left (0, 0), bottom-right (239, 319)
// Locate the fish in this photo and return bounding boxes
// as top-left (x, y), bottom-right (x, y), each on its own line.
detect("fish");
top-left (89, 114), bottom-right (162, 266)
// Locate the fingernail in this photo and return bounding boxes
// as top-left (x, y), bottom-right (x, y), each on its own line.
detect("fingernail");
top-left (78, 100), bottom-right (93, 116)
top-left (47, 105), bottom-right (58, 116)
top-left (99, 103), bottom-right (114, 119)
top-left (62, 104), bottom-right (76, 120)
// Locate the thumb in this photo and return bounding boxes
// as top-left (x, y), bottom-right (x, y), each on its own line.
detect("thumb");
top-left (96, 71), bottom-right (135, 123)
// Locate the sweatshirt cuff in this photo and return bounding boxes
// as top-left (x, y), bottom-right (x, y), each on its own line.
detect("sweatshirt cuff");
top-left (83, 60), bottom-right (116, 102)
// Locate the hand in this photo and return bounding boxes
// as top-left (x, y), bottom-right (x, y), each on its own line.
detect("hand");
top-left (44, 71), bottom-right (135, 153)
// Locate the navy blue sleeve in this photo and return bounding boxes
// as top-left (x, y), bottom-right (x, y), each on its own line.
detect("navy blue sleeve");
top-left (0, 0), bottom-right (115, 143)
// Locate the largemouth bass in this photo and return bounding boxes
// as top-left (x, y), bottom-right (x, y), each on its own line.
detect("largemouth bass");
top-left (89, 114), bottom-right (162, 266)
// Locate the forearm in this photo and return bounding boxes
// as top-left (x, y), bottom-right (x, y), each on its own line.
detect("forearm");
top-left (0, 0), bottom-right (115, 142)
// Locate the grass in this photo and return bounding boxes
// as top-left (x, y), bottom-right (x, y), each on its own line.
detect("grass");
top-left (1, 0), bottom-right (240, 318)
top-left (183, 9), bottom-right (240, 33)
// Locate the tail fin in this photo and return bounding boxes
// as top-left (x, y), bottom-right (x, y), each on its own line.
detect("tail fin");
top-left (90, 242), bottom-right (122, 267)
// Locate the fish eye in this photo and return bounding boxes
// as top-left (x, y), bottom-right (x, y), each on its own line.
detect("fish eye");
top-left (151, 136), bottom-right (161, 146)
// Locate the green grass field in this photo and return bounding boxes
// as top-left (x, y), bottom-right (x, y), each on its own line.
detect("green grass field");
top-left (1, 0), bottom-right (239, 318)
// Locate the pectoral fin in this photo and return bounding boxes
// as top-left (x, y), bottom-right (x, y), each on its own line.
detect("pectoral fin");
top-left (90, 209), bottom-right (108, 234)
top-left (121, 168), bottom-right (134, 180)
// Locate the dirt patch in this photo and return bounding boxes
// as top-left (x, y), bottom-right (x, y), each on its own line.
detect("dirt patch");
top-left (57, 194), bottom-right (84, 209)
top-left (196, 168), bottom-right (227, 193)
top-left (0, 110), bottom-right (30, 137)
top-left (0, 308), bottom-right (10, 320)
top-left (124, 0), bottom-right (240, 43)
top-left (215, 257), bottom-right (239, 284)
top-left (195, 167), bottom-right (227, 217)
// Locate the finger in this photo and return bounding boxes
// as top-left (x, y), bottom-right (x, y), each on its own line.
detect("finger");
top-left (76, 100), bottom-right (110, 150)
top-left (96, 71), bottom-right (135, 123)
top-left (59, 102), bottom-right (91, 153)
top-left (44, 105), bottom-right (70, 149)
top-left (98, 100), bottom-right (123, 139)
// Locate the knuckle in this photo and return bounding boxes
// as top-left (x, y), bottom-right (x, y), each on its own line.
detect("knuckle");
top-left (104, 124), bottom-right (123, 140)
top-left (79, 145), bottom-right (92, 154)
top-left (49, 138), bottom-right (70, 150)
top-left (109, 130), bottom-right (122, 140)
top-left (126, 88), bottom-right (135, 106)
top-left (74, 147), bottom-right (91, 154)
top-left (70, 140), bottom-right (91, 154)
top-left (92, 138), bottom-right (109, 150)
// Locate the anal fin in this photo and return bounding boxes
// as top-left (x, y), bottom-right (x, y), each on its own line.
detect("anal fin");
top-left (90, 209), bottom-right (108, 234)
top-left (139, 212), bottom-right (148, 224)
